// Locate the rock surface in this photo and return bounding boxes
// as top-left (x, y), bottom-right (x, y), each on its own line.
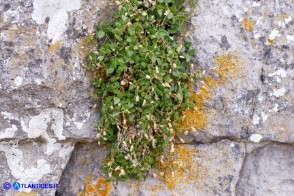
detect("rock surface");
top-left (0, 0), bottom-right (293, 195)
top-left (236, 144), bottom-right (294, 196)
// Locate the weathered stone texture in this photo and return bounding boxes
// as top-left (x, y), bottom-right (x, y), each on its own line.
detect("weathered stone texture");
top-left (0, 0), bottom-right (109, 195)
top-left (112, 140), bottom-right (245, 196)
top-left (191, 0), bottom-right (294, 144)
top-left (0, 0), bottom-right (293, 195)
top-left (56, 142), bottom-right (108, 196)
top-left (236, 144), bottom-right (294, 196)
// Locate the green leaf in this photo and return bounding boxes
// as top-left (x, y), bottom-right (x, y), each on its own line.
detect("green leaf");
top-left (177, 92), bottom-right (183, 101)
top-left (188, 48), bottom-right (196, 56)
top-left (184, 41), bottom-right (192, 48)
top-left (106, 67), bottom-right (114, 75)
top-left (121, 15), bottom-right (127, 21)
top-left (185, 54), bottom-right (191, 62)
top-left (114, 97), bottom-right (120, 104)
top-left (167, 12), bottom-right (174, 19)
top-left (97, 30), bottom-right (105, 39)
top-left (86, 0), bottom-right (197, 181)
top-left (157, 9), bottom-right (163, 16)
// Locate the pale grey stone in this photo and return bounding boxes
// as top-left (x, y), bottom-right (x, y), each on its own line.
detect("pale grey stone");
top-left (236, 144), bottom-right (294, 196)
top-left (0, 0), bottom-right (294, 195)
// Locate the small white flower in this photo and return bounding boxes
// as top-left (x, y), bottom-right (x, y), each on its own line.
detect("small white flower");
top-left (142, 12), bottom-right (147, 16)
top-left (165, 83), bottom-right (171, 88)
top-left (156, 66), bottom-right (159, 73)
top-left (121, 80), bottom-right (126, 85)
top-left (191, 127), bottom-right (197, 132)
top-left (115, 166), bottom-right (126, 176)
top-left (164, 10), bottom-right (170, 16)
top-left (179, 137), bottom-right (185, 143)
top-left (146, 75), bottom-right (151, 79)
top-left (96, 133), bottom-right (101, 138)
top-left (144, 133), bottom-right (149, 139)
top-left (170, 143), bottom-right (174, 153)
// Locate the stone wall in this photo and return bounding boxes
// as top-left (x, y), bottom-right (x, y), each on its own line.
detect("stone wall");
top-left (0, 0), bottom-right (293, 195)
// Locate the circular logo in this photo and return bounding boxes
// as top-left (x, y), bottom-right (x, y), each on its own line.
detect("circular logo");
top-left (12, 182), bottom-right (21, 190)
top-left (3, 182), bottom-right (11, 190)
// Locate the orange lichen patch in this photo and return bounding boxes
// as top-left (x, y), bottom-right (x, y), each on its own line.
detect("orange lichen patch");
top-left (267, 38), bottom-right (274, 44)
top-left (77, 176), bottom-right (111, 196)
top-left (158, 145), bottom-right (205, 190)
top-left (243, 18), bottom-right (254, 31)
top-left (178, 53), bottom-right (240, 133)
top-left (177, 85), bottom-right (208, 131)
top-left (16, 192), bottom-right (35, 196)
top-left (163, 53), bottom-right (240, 189)
top-left (95, 177), bottom-right (112, 196)
top-left (86, 184), bottom-right (96, 193)
top-left (49, 40), bottom-right (62, 54)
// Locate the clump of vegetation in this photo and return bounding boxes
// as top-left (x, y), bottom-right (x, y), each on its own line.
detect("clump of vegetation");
top-left (86, 0), bottom-right (196, 180)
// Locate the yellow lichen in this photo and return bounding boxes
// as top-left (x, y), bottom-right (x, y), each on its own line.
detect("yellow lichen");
top-left (267, 38), bottom-right (274, 44)
top-left (78, 35), bottom-right (97, 57)
top-left (77, 176), bottom-right (111, 196)
top-left (243, 18), bottom-right (254, 31)
top-left (86, 184), bottom-right (96, 193)
top-left (214, 53), bottom-right (240, 82)
top-left (16, 193), bottom-right (35, 196)
top-left (49, 40), bottom-right (62, 54)
top-left (177, 85), bottom-right (208, 131)
top-left (160, 53), bottom-right (240, 190)
top-left (148, 185), bottom-right (165, 192)
top-left (95, 177), bottom-right (112, 196)
top-left (157, 145), bottom-right (206, 190)
top-left (178, 53), bottom-right (240, 133)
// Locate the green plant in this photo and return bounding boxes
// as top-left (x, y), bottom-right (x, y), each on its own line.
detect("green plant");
top-left (86, 0), bottom-right (196, 180)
